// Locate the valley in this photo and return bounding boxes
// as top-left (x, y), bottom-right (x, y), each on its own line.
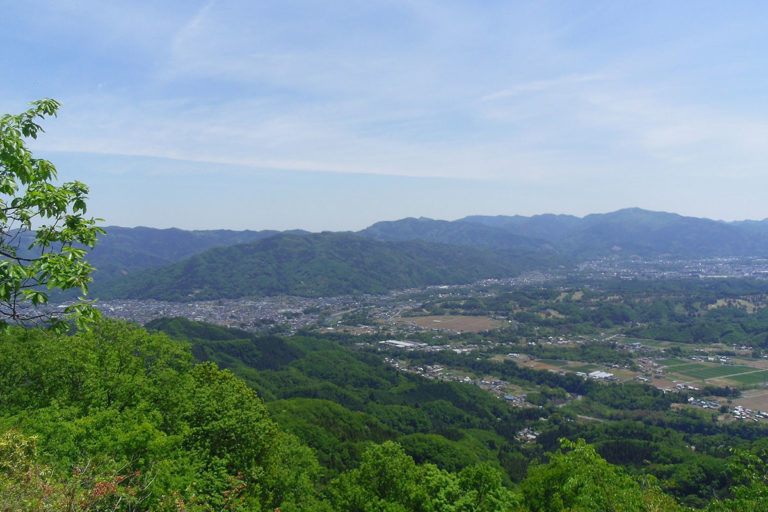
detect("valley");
top-left (17, 214), bottom-right (768, 509)
top-left (94, 256), bottom-right (768, 424)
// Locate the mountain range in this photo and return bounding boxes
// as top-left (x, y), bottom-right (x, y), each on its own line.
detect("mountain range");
top-left (84, 208), bottom-right (768, 300)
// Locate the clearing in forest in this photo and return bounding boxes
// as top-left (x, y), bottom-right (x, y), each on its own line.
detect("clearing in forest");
top-left (399, 315), bottom-right (504, 332)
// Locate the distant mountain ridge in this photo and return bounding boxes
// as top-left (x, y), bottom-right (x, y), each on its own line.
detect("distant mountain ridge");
top-left (86, 208), bottom-right (768, 301)
top-left (456, 208), bottom-right (765, 258)
top-left (359, 217), bottom-right (554, 253)
top-left (363, 208), bottom-right (768, 259)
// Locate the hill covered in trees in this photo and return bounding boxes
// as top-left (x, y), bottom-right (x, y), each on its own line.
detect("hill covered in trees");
top-left (95, 232), bottom-right (556, 300)
top-left (380, 208), bottom-right (768, 259)
top-left (76, 226), bottom-right (310, 282)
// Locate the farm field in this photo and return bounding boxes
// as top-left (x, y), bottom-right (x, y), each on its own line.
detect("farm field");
top-left (728, 370), bottom-right (768, 385)
top-left (537, 358), bottom-right (570, 367)
top-left (571, 364), bottom-right (599, 372)
top-left (669, 363), bottom-right (757, 380)
top-left (659, 358), bottom-right (690, 367)
top-left (625, 338), bottom-right (665, 347)
top-left (398, 315), bottom-right (504, 332)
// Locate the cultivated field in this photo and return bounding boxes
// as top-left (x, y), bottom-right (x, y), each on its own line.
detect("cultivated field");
top-left (659, 358), bottom-right (690, 367)
top-left (729, 371), bottom-right (768, 385)
top-left (669, 363), bottom-right (756, 380)
top-left (399, 315), bottom-right (504, 332)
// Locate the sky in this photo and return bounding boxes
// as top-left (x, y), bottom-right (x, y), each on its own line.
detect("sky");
top-left (3, 1), bottom-right (768, 231)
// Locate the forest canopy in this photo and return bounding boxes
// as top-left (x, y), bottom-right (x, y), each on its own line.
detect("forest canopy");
top-left (1, 319), bottom-right (767, 510)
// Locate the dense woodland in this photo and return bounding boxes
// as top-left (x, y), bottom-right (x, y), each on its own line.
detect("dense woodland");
top-left (3, 317), bottom-right (768, 510)
top-left (94, 233), bottom-right (547, 301)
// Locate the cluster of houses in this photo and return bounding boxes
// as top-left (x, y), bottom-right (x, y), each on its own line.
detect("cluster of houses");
top-left (503, 394), bottom-right (529, 407)
top-left (683, 400), bottom-right (768, 422)
top-left (732, 405), bottom-right (768, 421)
top-left (378, 339), bottom-right (427, 349)
top-left (377, 339), bottom-right (480, 354)
top-left (573, 370), bottom-right (616, 381)
top-left (687, 397), bottom-right (719, 409)
top-left (517, 428), bottom-right (540, 443)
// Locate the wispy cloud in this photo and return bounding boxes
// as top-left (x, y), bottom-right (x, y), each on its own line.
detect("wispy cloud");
top-left (481, 73), bottom-right (607, 101)
top-left (7, 0), bottom-right (768, 226)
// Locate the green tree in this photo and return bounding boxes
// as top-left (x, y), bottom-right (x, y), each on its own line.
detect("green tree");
top-left (326, 441), bottom-right (520, 512)
top-left (0, 99), bottom-right (103, 329)
top-left (520, 439), bottom-right (682, 512)
top-left (0, 321), bottom-right (327, 511)
top-left (706, 448), bottom-right (768, 511)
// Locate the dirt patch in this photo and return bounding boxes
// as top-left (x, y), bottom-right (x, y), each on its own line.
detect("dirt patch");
top-left (734, 388), bottom-right (768, 412)
top-left (736, 359), bottom-right (768, 369)
top-left (529, 361), bottom-right (566, 372)
top-left (398, 315), bottom-right (504, 332)
top-left (649, 378), bottom-right (680, 390)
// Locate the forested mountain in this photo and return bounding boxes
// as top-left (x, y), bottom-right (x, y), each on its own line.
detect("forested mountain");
top-left (145, 317), bottom-right (528, 478)
top-left (88, 209), bottom-right (768, 272)
top-left (84, 208), bottom-right (768, 301)
top-left (562, 209), bottom-right (756, 257)
top-left (453, 213), bottom-right (585, 243)
top-left (85, 226), bottom-right (309, 281)
top-left (137, 317), bottom-right (768, 510)
top-left (459, 208), bottom-right (767, 258)
top-left (359, 217), bottom-right (554, 252)
top-left (359, 208), bottom-right (768, 261)
top-left (95, 232), bottom-right (554, 300)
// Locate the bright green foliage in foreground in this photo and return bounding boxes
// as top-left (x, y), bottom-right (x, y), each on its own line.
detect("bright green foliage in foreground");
top-left (521, 439), bottom-right (682, 512)
top-left (0, 100), bottom-right (103, 330)
top-left (0, 321), bottom-right (320, 510)
top-left (1, 320), bottom-right (767, 510)
top-left (326, 442), bottom-right (520, 511)
top-left (704, 448), bottom-right (768, 512)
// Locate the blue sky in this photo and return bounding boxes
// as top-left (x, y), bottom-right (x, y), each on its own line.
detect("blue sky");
top-left (3, 1), bottom-right (768, 230)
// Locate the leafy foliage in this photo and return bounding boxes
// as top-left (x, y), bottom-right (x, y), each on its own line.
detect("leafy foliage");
top-left (520, 439), bottom-right (683, 511)
top-left (0, 99), bottom-right (103, 329)
top-left (325, 441), bottom-right (521, 512)
top-left (6, 317), bottom-right (768, 509)
top-left (0, 321), bottom-right (320, 510)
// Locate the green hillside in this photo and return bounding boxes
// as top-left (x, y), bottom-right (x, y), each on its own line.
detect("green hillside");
top-left (97, 232), bottom-right (551, 300)
top-left (146, 317), bottom-right (524, 479)
top-left (147, 317), bottom-right (768, 510)
top-left (4, 318), bottom-right (768, 510)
